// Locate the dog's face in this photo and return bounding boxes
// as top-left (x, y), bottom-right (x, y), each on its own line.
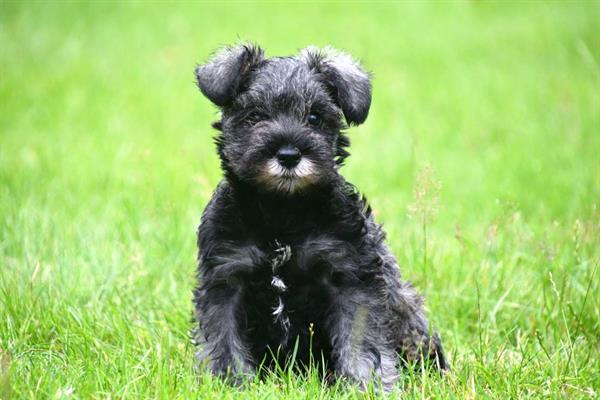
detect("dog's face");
top-left (195, 44), bottom-right (371, 195)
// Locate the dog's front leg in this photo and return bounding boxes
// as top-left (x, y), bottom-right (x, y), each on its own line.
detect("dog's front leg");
top-left (196, 286), bottom-right (253, 381)
top-left (193, 245), bottom-right (265, 382)
top-left (327, 290), bottom-right (399, 392)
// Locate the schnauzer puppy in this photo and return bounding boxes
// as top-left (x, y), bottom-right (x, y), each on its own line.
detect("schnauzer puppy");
top-left (192, 44), bottom-right (447, 391)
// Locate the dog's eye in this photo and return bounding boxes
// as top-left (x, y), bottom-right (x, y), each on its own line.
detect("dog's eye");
top-left (307, 113), bottom-right (322, 127)
top-left (247, 111), bottom-right (269, 124)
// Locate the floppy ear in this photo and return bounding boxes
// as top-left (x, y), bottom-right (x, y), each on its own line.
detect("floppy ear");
top-left (299, 46), bottom-right (372, 125)
top-left (195, 44), bottom-right (264, 107)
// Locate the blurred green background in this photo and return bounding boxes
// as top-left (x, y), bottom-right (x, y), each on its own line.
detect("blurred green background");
top-left (1, 1), bottom-right (599, 398)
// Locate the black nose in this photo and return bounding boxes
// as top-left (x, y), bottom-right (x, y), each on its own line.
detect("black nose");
top-left (276, 145), bottom-right (301, 168)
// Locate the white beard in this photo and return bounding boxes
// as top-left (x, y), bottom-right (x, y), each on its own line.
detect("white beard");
top-left (259, 158), bottom-right (318, 194)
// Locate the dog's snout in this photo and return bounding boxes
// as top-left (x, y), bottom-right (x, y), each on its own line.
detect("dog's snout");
top-left (276, 145), bottom-right (301, 168)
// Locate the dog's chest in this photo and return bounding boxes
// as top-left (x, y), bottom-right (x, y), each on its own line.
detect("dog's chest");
top-left (268, 239), bottom-right (333, 288)
top-left (266, 240), bottom-right (332, 337)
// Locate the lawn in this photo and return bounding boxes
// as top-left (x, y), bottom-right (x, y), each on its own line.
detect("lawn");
top-left (1, 1), bottom-right (599, 398)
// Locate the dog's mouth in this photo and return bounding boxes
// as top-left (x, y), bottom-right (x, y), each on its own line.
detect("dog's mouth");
top-left (257, 158), bottom-right (318, 194)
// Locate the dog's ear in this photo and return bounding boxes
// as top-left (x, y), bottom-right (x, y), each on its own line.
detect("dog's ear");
top-left (195, 44), bottom-right (265, 107)
top-left (299, 46), bottom-right (372, 125)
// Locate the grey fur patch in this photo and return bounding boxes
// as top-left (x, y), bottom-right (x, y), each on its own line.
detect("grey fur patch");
top-left (272, 297), bottom-right (285, 316)
top-left (271, 276), bottom-right (287, 292)
top-left (298, 45), bottom-right (372, 125)
top-left (195, 43), bottom-right (264, 106)
top-left (271, 241), bottom-right (292, 272)
top-left (270, 241), bottom-right (292, 339)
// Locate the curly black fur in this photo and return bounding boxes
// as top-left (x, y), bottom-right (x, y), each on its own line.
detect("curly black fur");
top-left (191, 44), bottom-right (447, 391)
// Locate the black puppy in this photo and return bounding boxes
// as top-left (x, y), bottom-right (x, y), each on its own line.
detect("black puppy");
top-left (191, 44), bottom-right (447, 391)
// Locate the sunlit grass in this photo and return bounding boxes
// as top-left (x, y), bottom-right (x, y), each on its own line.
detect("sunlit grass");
top-left (1, 1), bottom-right (598, 398)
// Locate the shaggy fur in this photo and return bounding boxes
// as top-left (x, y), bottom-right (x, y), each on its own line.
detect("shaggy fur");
top-left (191, 43), bottom-right (447, 391)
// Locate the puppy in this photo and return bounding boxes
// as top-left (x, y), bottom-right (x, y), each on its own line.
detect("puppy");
top-left (191, 44), bottom-right (447, 391)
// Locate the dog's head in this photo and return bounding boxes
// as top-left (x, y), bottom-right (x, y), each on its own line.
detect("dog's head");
top-left (195, 44), bottom-right (371, 195)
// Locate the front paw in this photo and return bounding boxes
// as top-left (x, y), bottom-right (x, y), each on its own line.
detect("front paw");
top-left (335, 350), bottom-right (398, 393)
top-left (207, 357), bottom-right (255, 385)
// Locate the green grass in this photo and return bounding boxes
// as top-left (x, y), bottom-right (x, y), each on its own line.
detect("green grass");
top-left (1, 1), bottom-right (599, 398)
